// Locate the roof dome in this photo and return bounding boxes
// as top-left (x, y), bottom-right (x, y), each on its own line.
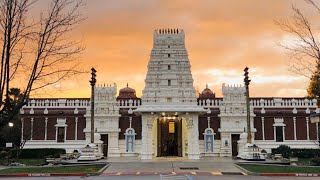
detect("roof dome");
top-left (199, 84), bottom-right (215, 99)
top-left (118, 83), bottom-right (137, 99)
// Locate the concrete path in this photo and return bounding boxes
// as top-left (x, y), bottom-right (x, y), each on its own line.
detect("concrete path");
top-left (102, 157), bottom-right (241, 173)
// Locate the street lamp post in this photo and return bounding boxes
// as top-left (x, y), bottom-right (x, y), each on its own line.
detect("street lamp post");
top-left (90, 68), bottom-right (97, 144)
top-left (244, 67), bottom-right (252, 144)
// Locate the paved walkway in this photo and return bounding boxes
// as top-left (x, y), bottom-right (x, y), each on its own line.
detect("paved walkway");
top-left (101, 157), bottom-right (242, 174)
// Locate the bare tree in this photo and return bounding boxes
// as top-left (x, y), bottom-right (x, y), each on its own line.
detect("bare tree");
top-left (276, 0), bottom-right (320, 79)
top-left (0, 0), bottom-right (86, 125)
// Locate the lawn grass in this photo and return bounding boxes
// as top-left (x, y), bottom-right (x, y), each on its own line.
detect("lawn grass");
top-left (0, 164), bottom-right (106, 174)
top-left (239, 164), bottom-right (320, 173)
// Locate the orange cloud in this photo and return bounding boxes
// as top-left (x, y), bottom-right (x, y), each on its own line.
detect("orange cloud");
top-left (26, 0), bottom-right (314, 99)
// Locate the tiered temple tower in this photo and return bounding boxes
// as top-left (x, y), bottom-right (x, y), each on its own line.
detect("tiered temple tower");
top-left (142, 29), bottom-right (197, 105)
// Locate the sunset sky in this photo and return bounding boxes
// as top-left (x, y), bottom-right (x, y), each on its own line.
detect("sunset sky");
top-left (34, 0), bottom-right (320, 98)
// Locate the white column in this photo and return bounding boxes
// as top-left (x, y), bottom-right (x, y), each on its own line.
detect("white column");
top-left (283, 126), bottom-right (285, 141)
top-left (273, 126), bottom-right (276, 141)
top-left (108, 132), bottom-right (121, 157)
top-left (141, 114), bottom-right (153, 159)
top-left (21, 118), bottom-right (24, 141)
top-left (293, 117), bottom-right (297, 140)
top-left (186, 116), bottom-right (194, 158)
top-left (261, 117), bottom-right (265, 140)
top-left (55, 127), bottom-right (58, 141)
top-left (30, 118), bottom-right (34, 140)
top-left (64, 127), bottom-right (67, 142)
top-left (192, 114), bottom-right (200, 159)
top-left (306, 117), bottom-right (310, 140)
top-left (45, 117), bottom-right (48, 140)
top-left (75, 117), bottom-right (78, 140)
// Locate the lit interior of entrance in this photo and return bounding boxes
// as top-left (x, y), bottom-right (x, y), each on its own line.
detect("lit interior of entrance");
top-left (157, 117), bottom-right (182, 157)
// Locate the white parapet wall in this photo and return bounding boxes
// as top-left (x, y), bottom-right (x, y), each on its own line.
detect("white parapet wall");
top-left (23, 140), bottom-right (86, 153)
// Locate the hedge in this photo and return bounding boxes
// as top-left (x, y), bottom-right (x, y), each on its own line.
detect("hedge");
top-left (272, 146), bottom-right (320, 158)
top-left (10, 148), bottom-right (66, 159)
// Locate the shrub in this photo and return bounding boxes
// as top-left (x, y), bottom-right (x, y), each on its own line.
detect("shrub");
top-left (291, 149), bottom-right (320, 158)
top-left (273, 145), bottom-right (291, 158)
top-left (311, 157), bottom-right (320, 166)
top-left (11, 148), bottom-right (66, 159)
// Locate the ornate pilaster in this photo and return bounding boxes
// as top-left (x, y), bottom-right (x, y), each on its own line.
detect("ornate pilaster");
top-left (191, 114), bottom-right (200, 159)
top-left (108, 132), bottom-right (121, 157)
top-left (141, 114), bottom-right (154, 159)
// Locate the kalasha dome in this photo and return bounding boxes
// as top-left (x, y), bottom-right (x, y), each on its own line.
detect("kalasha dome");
top-left (20, 29), bottom-right (319, 159)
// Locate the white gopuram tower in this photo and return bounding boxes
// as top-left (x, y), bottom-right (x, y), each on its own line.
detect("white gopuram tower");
top-left (84, 84), bottom-right (121, 157)
top-left (135, 29), bottom-right (206, 159)
top-left (141, 29), bottom-right (197, 105)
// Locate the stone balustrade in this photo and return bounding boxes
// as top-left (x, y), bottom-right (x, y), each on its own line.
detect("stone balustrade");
top-left (24, 99), bottom-right (90, 108)
top-left (117, 99), bottom-right (142, 108)
top-left (197, 98), bottom-right (317, 108)
top-left (24, 97), bottom-right (317, 109)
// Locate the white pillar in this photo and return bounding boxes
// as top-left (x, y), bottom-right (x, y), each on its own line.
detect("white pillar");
top-left (75, 117), bottom-right (78, 140)
top-left (261, 117), bottom-right (265, 140)
top-left (283, 126), bottom-right (285, 141)
top-left (273, 126), bottom-right (276, 141)
top-left (21, 118), bottom-right (24, 141)
top-left (108, 132), bottom-right (121, 157)
top-left (31, 118), bottom-right (34, 140)
top-left (192, 114), bottom-right (200, 159)
top-left (64, 127), bottom-right (67, 142)
top-left (186, 117), bottom-right (194, 158)
top-left (293, 117), bottom-right (297, 140)
top-left (45, 117), bottom-right (48, 140)
top-left (306, 117), bottom-right (310, 140)
top-left (141, 114), bottom-right (153, 159)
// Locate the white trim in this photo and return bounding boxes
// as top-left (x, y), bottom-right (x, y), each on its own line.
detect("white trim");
top-left (306, 117), bottom-right (310, 140)
top-left (293, 117), bottom-right (297, 140)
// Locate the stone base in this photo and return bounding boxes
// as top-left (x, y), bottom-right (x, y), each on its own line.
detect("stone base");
top-left (219, 147), bottom-right (232, 157)
top-left (121, 152), bottom-right (139, 157)
top-left (78, 143), bottom-right (103, 161)
top-left (238, 143), bottom-right (265, 161)
top-left (108, 148), bottom-right (121, 157)
top-left (140, 153), bottom-right (153, 159)
top-left (188, 153), bottom-right (200, 159)
top-left (201, 152), bottom-right (217, 157)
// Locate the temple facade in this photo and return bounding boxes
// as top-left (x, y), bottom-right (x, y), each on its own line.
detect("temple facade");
top-left (19, 29), bottom-right (319, 159)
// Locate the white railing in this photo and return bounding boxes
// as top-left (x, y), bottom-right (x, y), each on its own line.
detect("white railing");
top-left (24, 97), bottom-right (317, 109)
top-left (24, 99), bottom-right (90, 108)
top-left (197, 99), bottom-right (222, 107)
top-left (250, 98), bottom-right (317, 108)
top-left (198, 98), bottom-right (317, 108)
top-left (117, 99), bottom-right (142, 108)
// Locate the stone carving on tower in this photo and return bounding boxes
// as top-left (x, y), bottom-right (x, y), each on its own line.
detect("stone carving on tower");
top-left (84, 83), bottom-right (121, 157)
top-left (218, 84), bottom-right (256, 157)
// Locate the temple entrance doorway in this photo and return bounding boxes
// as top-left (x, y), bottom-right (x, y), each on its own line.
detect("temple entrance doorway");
top-left (101, 134), bottom-right (108, 157)
top-left (157, 118), bottom-right (182, 157)
top-left (231, 134), bottom-right (240, 156)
